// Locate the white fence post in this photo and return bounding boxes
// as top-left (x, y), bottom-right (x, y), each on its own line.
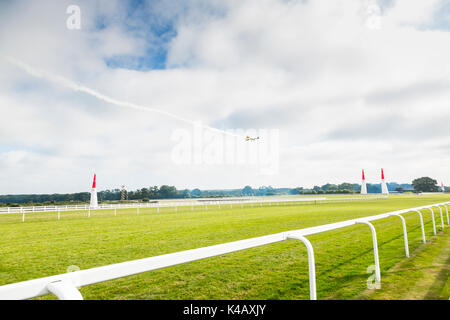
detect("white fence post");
top-left (413, 210), bottom-right (426, 244)
top-left (287, 234), bottom-right (317, 300)
top-left (435, 205), bottom-right (445, 230)
top-left (445, 204), bottom-right (449, 225)
top-left (114, 208), bottom-right (117, 217)
top-left (58, 209), bottom-right (60, 220)
top-left (427, 208), bottom-right (437, 235)
top-left (88, 207), bottom-right (91, 218)
top-left (356, 221), bottom-right (381, 284)
top-left (46, 281), bottom-right (83, 300)
top-left (389, 214), bottom-right (409, 258)
top-left (22, 208), bottom-right (25, 223)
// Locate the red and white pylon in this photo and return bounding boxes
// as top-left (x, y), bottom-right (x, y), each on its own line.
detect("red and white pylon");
top-left (441, 181), bottom-right (445, 192)
top-left (90, 173), bottom-right (98, 208)
top-left (381, 168), bottom-right (389, 195)
top-left (361, 169), bottom-right (367, 195)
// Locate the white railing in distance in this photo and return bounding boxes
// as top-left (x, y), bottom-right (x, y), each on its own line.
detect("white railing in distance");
top-left (0, 195), bottom-right (389, 218)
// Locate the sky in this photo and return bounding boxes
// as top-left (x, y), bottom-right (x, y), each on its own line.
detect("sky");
top-left (0, 0), bottom-right (449, 194)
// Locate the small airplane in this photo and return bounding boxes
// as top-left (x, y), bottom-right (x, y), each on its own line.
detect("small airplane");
top-left (245, 136), bottom-right (260, 141)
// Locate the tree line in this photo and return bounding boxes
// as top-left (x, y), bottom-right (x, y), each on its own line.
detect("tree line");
top-left (0, 185), bottom-right (296, 205)
top-left (0, 177), bottom-right (443, 206)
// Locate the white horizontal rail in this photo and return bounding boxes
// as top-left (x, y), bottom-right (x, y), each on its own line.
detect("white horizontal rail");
top-left (0, 201), bottom-right (447, 300)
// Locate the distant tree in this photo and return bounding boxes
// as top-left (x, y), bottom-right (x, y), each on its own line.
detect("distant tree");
top-left (321, 183), bottom-right (338, 191)
top-left (367, 183), bottom-right (381, 193)
top-left (412, 177), bottom-right (439, 192)
top-left (148, 186), bottom-right (159, 199)
top-left (159, 185), bottom-right (179, 199)
top-left (242, 186), bottom-right (254, 196)
top-left (179, 189), bottom-right (191, 198)
top-left (338, 183), bottom-right (354, 191)
top-left (290, 187), bottom-right (303, 195)
top-left (140, 188), bottom-right (149, 199)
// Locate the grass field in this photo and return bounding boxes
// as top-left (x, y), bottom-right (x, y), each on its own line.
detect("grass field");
top-left (0, 194), bottom-right (449, 300)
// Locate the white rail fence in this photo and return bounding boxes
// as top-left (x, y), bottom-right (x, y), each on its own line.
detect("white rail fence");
top-left (0, 196), bottom-right (388, 222)
top-left (0, 201), bottom-right (447, 300)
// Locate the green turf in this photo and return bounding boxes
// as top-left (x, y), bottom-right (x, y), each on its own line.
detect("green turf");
top-left (0, 194), bottom-right (448, 300)
top-left (357, 226), bottom-right (449, 300)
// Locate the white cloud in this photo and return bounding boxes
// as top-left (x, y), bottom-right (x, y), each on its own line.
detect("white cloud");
top-left (384, 0), bottom-right (441, 26)
top-left (0, 0), bottom-right (449, 193)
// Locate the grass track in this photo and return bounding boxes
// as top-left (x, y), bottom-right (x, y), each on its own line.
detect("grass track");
top-left (0, 194), bottom-right (449, 300)
top-left (357, 226), bottom-right (449, 300)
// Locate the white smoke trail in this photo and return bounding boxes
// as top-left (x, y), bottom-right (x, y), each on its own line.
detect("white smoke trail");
top-left (1, 55), bottom-right (239, 138)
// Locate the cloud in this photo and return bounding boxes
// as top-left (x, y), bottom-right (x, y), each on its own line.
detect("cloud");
top-left (364, 79), bottom-right (450, 105)
top-left (0, 0), bottom-right (449, 193)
